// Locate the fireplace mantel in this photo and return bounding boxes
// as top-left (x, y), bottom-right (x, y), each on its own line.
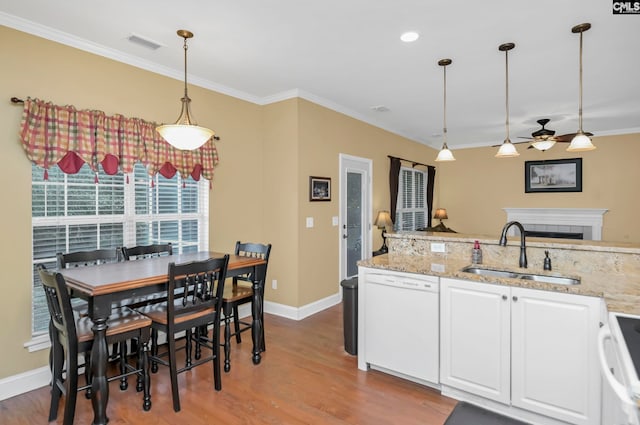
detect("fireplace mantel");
top-left (503, 208), bottom-right (608, 240)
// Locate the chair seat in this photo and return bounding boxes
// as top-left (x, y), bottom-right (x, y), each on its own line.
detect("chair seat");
top-left (75, 307), bottom-right (152, 343)
top-left (137, 301), bottom-right (218, 326)
top-left (222, 283), bottom-right (253, 303)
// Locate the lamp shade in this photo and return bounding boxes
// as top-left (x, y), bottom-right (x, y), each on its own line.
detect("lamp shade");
top-left (435, 145), bottom-right (455, 162)
top-left (495, 140), bottom-right (520, 158)
top-left (433, 208), bottom-right (448, 220)
top-left (530, 139), bottom-right (556, 151)
top-left (567, 132), bottom-right (596, 152)
top-left (374, 210), bottom-right (393, 230)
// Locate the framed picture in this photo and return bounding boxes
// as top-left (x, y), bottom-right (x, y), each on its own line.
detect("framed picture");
top-left (525, 158), bottom-right (583, 193)
top-left (309, 176), bottom-right (331, 201)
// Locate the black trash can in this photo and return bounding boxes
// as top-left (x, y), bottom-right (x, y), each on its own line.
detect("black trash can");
top-left (340, 277), bottom-right (358, 355)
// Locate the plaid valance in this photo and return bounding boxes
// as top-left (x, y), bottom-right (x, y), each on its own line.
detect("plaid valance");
top-left (19, 97), bottom-right (219, 181)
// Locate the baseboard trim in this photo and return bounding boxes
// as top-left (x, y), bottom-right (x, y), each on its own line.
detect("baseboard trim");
top-left (1, 293), bottom-right (341, 400)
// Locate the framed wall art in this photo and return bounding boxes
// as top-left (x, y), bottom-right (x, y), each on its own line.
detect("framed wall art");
top-left (309, 176), bottom-right (331, 201)
top-left (524, 158), bottom-right (582, 193)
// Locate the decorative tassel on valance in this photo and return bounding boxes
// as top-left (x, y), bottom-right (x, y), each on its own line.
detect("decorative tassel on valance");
top-left (17, 97), bottom-right (219, 182)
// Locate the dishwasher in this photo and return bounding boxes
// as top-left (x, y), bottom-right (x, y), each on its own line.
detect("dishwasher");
top-left (363, 270), bottom-right (439, 385)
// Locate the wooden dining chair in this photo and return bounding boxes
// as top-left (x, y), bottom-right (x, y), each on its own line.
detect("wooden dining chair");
top-left (135, 255), bottom-right (229, 412)
top-left (220, 241), bottom-right (272, 372)
top-left (121, 243), bottom-right (173, 261)
top-left (38, 266), bottom-right (152, 425)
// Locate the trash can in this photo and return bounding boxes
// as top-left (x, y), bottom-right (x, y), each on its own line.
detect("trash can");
top-left (340, 277), bottom-right (358, 355)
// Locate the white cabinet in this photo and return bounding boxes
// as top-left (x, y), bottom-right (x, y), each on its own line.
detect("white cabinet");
top-left (358, 267), bottom-right (439, 386)
top-left (440, 277), bottom-right (602, 425)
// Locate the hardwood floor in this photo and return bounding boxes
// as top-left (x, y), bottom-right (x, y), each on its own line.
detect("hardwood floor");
top-left (0, 304), bottom-right (456, 424)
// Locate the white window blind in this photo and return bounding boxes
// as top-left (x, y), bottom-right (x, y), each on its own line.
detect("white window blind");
top-left (395, 167), bottom-right (428, 231)
top-left (31, 163), bottom-right (209, 335)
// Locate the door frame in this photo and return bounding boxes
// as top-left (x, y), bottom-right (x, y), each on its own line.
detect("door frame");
top-left (338, 153), bottom-right (373, 283)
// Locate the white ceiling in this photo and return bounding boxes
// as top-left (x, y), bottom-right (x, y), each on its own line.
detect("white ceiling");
top-left (1, 0), bottom-right (639, 151)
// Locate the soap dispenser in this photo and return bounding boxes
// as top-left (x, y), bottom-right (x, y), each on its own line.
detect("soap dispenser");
top-left (472, 240), bottom-right (483, 264)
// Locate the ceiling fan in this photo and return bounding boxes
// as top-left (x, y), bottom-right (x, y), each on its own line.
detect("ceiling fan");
top-left (491, 118), bottom-right (594, 151)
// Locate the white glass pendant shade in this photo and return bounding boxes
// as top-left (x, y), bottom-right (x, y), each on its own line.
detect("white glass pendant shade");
top-left (157, 95), bottom-right (214, 150)
top-left (435, 144), bottom-right (455, 162)
top-left (495, 140), bottom-right (520, 158)
top-left (157, 30), bottom-right (215, 151)
top-left (567, 132), bottom-right (596, 151)
top-left (531, 139), bottom-right (556, 151)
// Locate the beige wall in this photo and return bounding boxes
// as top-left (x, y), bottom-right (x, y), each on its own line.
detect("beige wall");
top-left (437, 133), bottom-right (640, 242)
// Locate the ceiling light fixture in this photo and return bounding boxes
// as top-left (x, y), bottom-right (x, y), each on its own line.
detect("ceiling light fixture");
top-left (156, 30), bottom-right (215, 150)
top-left (530, 139), bottom-right (556, 151)
top-left (495, 43), bottom-right (519, 158)
top-left (400, 31), bottom-right (420, 43)
top-left (567, 23), bottom-right (596, 152)
top-left (435, 58), bottom-right (455, 162)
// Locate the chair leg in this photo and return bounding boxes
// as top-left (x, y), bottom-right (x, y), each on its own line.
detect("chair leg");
top-left (233, 305), bottom-right (242, 343)
top-left (151, 329), bottom-right (158, 373)
top-left (194, 326), bottom-right (202, 361)
top-left (224, 308), bottom-right (232, 373)
top-left (140, 339), bottom-right (152, 412)
top-left (168, 333), bottom-right (181, 412)
top-left (119, 341), bottom-right (129, 390)
top-left (185, 329), bottom-right (193, 369)
top-left (48, 338), bottom-right (64, 422)
top-left (212, 322), bottom-right (222, 391)
top-left (84, 351), bottom-right (92, 399)
top-left (63, 353), bottom-right (79, 425)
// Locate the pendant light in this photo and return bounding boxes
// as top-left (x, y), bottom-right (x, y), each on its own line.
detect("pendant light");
top-left (157, 30), bottom-right (215, 150)
top-left (435, 58), bottom-right (455, 162)
top-left (495, 43), bottom-right (519, 158)
top-left (567, 23), bottom-right (596, 152)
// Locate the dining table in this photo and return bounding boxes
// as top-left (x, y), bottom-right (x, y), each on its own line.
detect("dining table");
top-left (59, 251), bottom-right (268, 425)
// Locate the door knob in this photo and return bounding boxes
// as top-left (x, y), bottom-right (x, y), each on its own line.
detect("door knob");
top-left (502, 295), bottom-right (508, 300)
top-left (512, 296), bottom-right (518, 302)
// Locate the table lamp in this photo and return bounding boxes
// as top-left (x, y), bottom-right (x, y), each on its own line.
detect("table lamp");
top-left (374, 210), bottom-right (394, 253)
top-left (432, 208), bottom-right (450, 231)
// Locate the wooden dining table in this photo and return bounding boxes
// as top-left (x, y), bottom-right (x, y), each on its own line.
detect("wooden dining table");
top-left (59, 251), bottom-right (267, 425)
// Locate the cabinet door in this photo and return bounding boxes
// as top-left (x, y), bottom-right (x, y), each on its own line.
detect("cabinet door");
top-left (440, 278), bottom-right (511, 403)
top-left (511, 287), bottom-right (601, 425)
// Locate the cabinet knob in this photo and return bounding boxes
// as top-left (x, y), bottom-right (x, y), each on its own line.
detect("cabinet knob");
top-left (502, 295), bottom-right (508, 300)
top-left (512, 296), bottom-right (518, 302)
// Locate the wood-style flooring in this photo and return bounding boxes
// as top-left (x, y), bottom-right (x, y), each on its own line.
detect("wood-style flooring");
top-left (0, 304), bottom-right (457, 424)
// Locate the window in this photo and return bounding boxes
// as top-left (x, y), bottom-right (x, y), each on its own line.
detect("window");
top-left (31, 163), bottom-right (209, 335)
top-left (395, 167), bottom-right (428, 231)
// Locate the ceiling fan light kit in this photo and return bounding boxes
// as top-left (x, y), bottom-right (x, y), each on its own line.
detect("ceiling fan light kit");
top-left (495, 42), bottom-right (520, 158)
top-left (567, 23), bottom-right (596, 152)
top-left (435, 58), bottom-right (456, 162)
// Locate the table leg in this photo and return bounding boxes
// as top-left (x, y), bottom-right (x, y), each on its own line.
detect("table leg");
top-left (90, 317), bottom-right (110, 425)
top-left (251, 277), bottom-right (262, 365)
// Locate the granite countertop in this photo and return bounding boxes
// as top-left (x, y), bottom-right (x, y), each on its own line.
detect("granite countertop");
top-left (359, 253), bottom-right (601, 297)
top-left (359, 231), bottom-right (640, 315)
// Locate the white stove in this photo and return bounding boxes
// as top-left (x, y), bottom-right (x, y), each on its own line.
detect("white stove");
top-left (599, 312), bottom-right (640, 424)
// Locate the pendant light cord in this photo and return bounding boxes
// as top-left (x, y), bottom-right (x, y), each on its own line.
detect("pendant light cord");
top-left (504, 47), bottom-right (510, 142)
top-left (578, 30), bottom-right (584, 133)
top-left (183, 35), bottom-right (189, 100)
top-left (443, 63), bottom-right (448, 147)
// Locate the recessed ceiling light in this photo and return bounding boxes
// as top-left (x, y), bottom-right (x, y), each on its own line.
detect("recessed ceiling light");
top-left (400, 31), bottom-right (419, 43)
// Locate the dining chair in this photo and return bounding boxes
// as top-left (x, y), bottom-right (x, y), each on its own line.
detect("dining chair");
top-left (121, 243), bottom-right (173, 261)
top-left (220, 241), bottom-right (272, 372)
top-left (56, 248), bottom-right (126, 364)
top-left (136, 255), bottom-right (229, 412)
top-left (38, 266), bottom-right (152, 425)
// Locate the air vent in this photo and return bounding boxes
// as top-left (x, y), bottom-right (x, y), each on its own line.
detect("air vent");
top-left (371, 105), bottom-right (390, 112)
top-left (127, 33), bottom-right (163, 51)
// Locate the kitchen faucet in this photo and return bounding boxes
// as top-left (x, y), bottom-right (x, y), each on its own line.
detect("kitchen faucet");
top-left (499, 221), bottom-right (528, 268)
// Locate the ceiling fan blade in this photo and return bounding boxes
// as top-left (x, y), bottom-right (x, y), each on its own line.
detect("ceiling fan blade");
top-left (556, 131), bottom-right (594, 142)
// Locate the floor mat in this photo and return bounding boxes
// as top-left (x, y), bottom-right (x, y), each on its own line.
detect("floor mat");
top-left (444, 402), bottom-right (531, 425)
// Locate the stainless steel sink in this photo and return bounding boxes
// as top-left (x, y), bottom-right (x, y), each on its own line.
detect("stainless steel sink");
top-left (460, 266), bottom-right (580, 285)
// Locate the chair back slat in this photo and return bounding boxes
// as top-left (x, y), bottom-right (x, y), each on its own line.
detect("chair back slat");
top-left (38, 266), bottom-right (79, 350)
top-left (56, 248), bottom-right (121, 269)
top-left (122, 243), bottom-right (173, 261)
top-left (166, 256), bottom-right (229, 324)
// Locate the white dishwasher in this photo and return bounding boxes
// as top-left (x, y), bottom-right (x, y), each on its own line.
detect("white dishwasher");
top-left (363, 270), bottom-right (439, 385)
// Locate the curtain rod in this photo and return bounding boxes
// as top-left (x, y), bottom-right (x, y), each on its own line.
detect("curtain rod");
top-left (387, 155), bottom-right (433, 169)
top-left (11, 97), bottom-right (24, 104)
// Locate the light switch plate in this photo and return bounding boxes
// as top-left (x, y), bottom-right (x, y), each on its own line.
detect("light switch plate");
top-left (332, 216), bottom-right (339, 226)
top-left (306, 217), bottom-right (314, 228)
top-left (431, 242), bottom-right (446, 253)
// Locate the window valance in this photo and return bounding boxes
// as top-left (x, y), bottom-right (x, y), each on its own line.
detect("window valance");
top-left (19, 97), bottom-right (219, 181)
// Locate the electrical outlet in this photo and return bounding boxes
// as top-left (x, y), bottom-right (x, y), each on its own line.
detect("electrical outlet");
top-left (431, 242), bottom-right (446, 253)
top-left (272, 279), bottom-right (277, 290)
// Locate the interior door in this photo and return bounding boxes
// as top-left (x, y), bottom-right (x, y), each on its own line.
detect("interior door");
top-left (339, 154), bottom-right (372, 281)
